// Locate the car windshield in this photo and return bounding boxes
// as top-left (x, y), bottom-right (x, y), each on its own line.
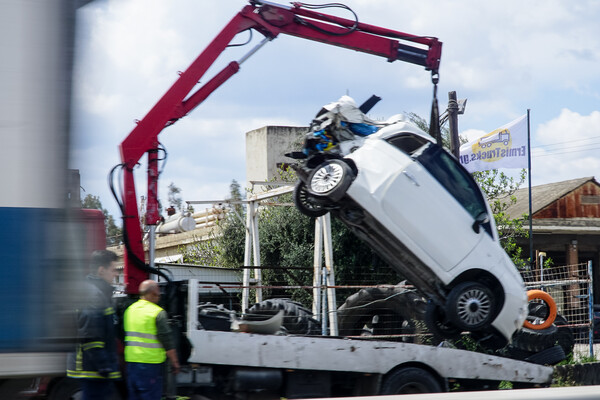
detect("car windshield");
top-left (412, 142), bottom-right (491, 235)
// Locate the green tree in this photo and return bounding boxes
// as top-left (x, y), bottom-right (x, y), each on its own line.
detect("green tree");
top-left (182, 173), bottom-right (398, 307)
top-left (81, 194), bottom-right (122, 246)
top-left (228, 179), bottom-right (244, 217)
top-left (167, 182), bottom-right (183, 212)
top-left (473, 169), bottom-right (529, 268)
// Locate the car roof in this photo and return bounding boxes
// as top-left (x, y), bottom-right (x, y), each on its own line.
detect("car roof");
top-left (369, 116), bottom-right (435, 143)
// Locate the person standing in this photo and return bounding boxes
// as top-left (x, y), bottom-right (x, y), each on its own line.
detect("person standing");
top-left (124, 279), bottom-right (180, 400)
top-left (67, 250), bottom-right (121, 400)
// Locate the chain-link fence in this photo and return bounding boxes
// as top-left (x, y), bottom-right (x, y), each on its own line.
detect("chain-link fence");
top-left (521, 261), bottom-right (595, 359)
top-left (191, 262), bottom-right (595, 357)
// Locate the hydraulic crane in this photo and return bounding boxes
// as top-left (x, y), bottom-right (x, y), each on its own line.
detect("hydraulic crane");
top-left (114, 0), bottom-right (442, 294)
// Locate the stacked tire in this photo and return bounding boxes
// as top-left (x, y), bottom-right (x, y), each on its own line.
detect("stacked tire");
top-left (245, 298), bottom-right (321, 335)
top-left (337, 284), bottom-right (426, 342)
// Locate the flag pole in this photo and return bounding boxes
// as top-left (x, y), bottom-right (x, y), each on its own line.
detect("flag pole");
top-left (527, 109), bottom-right (533, 267)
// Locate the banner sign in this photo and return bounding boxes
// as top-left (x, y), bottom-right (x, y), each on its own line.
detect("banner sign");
top-left (459, 114), bottom-right (528, 173)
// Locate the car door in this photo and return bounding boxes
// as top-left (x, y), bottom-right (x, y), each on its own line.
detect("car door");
top-left (380, 139), bottom-right (490, 272)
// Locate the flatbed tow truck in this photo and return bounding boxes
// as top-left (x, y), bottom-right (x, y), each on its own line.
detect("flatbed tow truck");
top-left (109, 1), bottom-right (555, 398)
top-left (179, 279), bottom-right (553, 397)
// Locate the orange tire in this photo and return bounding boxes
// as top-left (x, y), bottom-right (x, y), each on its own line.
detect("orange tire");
top-left (522, 289), bottom-right (557, 330)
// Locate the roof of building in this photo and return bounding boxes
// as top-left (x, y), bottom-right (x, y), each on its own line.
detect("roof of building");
top-left (503, 176), bottom-right (598, 218)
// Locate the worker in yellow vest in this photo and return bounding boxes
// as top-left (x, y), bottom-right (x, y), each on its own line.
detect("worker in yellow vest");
top-left (124, 280), bottom-right (180, 400)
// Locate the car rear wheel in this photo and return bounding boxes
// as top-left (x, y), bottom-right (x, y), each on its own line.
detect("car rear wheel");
top-left (446, 281), bottom-right (495, 331)
top-left (425, 301), bottom-right (462, 342)
top-left (308, 159), bottom-right (353, 202)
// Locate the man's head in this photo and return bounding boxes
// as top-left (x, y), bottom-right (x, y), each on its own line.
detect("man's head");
top-left (139, 280), bottom-right (161, 304)
top-left (90, 250), bottom-right (119, 284)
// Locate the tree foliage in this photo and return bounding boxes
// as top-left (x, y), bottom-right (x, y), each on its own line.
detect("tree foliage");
top-left (167, 182), bottom-right (183, 212)
top-left (182, 175), bottom-right (399, 307)
top-left (81, 194), bottom-right (122, 246)
top-left (473, 169), bottom-right (529, 268)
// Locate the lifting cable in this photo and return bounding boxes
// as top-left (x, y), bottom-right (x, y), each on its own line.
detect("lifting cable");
top-left (429, 73), bottom-right (442, 145)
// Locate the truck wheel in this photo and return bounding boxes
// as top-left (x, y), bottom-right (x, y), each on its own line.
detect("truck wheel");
top-left (48, 378), bottom-right (123, 400)
top-left (245, 298), bottom-right (320, 335)
top-left (47, 378), bottom-right (80, 400)
top-left (293, 181), bottom-right (328, 218)
top-left (424, 302), bottom-right (462, 343)
top-left (308, 159), bottom-right (353, 202)
top-left (446, 281), bottom-right (495, 331)
top-left (380, 367), bottom-right (442, 394)
top-left (337, 285), bottom-right (426, 341)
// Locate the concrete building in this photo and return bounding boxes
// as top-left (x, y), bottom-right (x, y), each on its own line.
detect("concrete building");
top-left (245, 125), bottom-right (307, 185)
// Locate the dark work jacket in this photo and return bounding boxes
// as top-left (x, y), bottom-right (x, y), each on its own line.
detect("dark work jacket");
top-left (67, 274), bottom-right (121, 380)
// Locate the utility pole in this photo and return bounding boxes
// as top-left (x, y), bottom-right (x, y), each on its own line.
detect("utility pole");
top-left (448, 91), bottom-right (460, 158)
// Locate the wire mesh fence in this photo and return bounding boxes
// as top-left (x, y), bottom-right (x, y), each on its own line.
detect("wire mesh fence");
top-left (191, 262), bottom-right (595, 356)
top-left (521, 261), bottom-right (595, 358)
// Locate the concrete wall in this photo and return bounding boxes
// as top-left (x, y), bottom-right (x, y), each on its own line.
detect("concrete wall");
top-left (245, 126), bottom-right (307, 184)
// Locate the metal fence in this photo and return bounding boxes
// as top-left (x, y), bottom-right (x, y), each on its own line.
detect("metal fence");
top-left (194, 262), bottom-right (595, 356)
top-left (521, 261), bottom-right (595, 358)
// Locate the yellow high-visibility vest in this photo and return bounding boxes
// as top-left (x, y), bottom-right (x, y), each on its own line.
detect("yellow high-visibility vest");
top-left (124, 299), bottom-right (166, 363)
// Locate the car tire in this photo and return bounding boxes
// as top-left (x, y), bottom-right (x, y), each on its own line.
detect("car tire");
top-left (380, 367), bottom-right (442, 394)
top-left (425, 301), bottom-right (462, 342)
top-left (527, 305), bottom-right (575, 356)
top-left (337, 285), bottom-right (426, 341)
top-left (511, 325), bottom-right (559, 353)
top-left (308, 159), bottom-right (354, 202)
top-left (293, 181), bottom-right (328, 218)
top-left (245, 298), bottom-right (320, 335)
top-left (524, 344), bottom-right (566, 365)
top-left (446, 281), bottom-right (495, 331)
top-left (554, 315), bottom-right (575, 356)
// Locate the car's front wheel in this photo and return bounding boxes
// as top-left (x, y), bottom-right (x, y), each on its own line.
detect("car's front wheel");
top-left (308, 159), bottom-right (354, 202)
top-left (446, 281), bottom-right (495, 331)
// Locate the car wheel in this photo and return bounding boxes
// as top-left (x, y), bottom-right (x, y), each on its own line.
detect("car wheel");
top-left (308, 159), bottom-right (353, 202)
top-left (425, 301), bottom-right (462, 343)
top-left (293, 181), bottom-right (328, 218)
top-left (553, 315), bottom-right (575, 356)
top-left (446, 281), bottom-right (495, 331)
top-left (337, 285), bottom-right (426, 341)
top-left (511, 325), bottom-right (559, 353)
top-left (524, 344), bottom-right (566, 365)
top-left (380, 367), bottom-right (442, 394)
top-left (245, 298), bottom-right (320, 335)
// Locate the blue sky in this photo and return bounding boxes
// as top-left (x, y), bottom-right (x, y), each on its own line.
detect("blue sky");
top-left (71, 0), bottom-right (600, 220)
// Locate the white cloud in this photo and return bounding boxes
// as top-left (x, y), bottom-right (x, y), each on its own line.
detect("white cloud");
top-left (530, 109), bottom-right (600, 184)
top-left (72, 0), bottom-right (600, 221)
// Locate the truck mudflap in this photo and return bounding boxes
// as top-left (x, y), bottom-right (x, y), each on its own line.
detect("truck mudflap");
top-left (186, 329), bottom-right (553, 386)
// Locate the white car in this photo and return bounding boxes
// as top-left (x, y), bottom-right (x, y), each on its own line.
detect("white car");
top-left (292, 115), bottom-right (528, 347)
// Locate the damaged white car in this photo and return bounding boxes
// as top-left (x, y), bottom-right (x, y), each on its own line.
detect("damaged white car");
top-left (289, 96), bottom-right (529, 348)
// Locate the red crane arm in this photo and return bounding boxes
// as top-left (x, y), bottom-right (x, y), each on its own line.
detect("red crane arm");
top-left (118, 1), bottom-right (442, 294)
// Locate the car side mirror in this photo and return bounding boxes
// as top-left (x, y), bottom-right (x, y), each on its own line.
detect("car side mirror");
top-left (472, 212), bottom-right (490, 234)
